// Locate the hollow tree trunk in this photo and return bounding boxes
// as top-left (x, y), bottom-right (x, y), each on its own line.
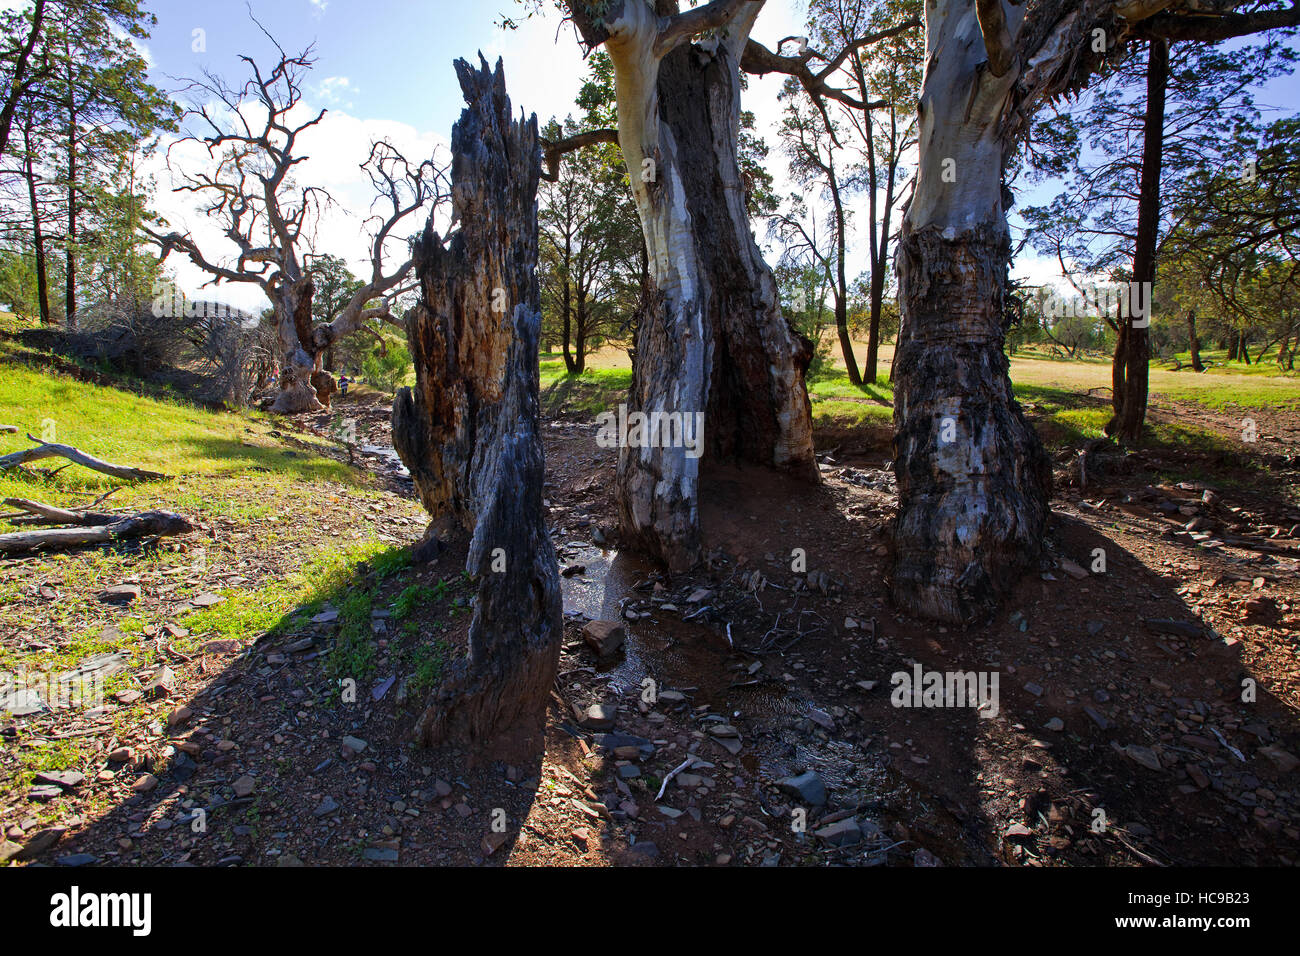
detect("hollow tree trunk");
top-left (604, 0), bottom-right (817, 571)
top-left (1107, 38), bottom-right (1167, 443)
top-left (1187, 308), bottom-right (1204, 371)
top-left (270, 276), bottom-right (324, 414)
top-left (890, 0), bottom-right (1051, 625)
top-left (391, 57), bottom-right (561, 748)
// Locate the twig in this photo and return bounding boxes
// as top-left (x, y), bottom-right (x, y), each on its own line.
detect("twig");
top-left (656, 756), bottom-right (698, 802)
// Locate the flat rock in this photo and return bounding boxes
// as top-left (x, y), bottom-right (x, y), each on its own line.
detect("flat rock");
top-left (190, 592), bottom-right (224, 608)
top-left (1124, 744), bottom-right (1163, 772)
top-left (341, 735), bottom-right (368, 754)
top-left (777, 771), bottom-right (827, 808)
top-left (99, 584), bottom-right (141, 604)
top-left (35, 770), bottom-right (84, 789)
top-left (17, 826), bottom-right (65, 859)
top-left (1259, 745), bottom-right (1299, 774)
top-left (815, 817), bottom-right (861, 847)
top-left (232, 775), bottom-right (255, 797)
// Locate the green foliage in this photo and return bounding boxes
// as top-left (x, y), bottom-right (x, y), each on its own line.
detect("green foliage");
top-left (361, 338), bottom-right (412, 395)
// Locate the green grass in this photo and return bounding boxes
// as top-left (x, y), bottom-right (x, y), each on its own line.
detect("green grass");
top-left (0, 355), bottom-right (357, 510)
top-left (538, 361), bottom-right (633, 418)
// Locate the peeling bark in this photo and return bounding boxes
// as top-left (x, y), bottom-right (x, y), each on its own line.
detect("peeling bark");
top-left (596, 0), bottom-right (817, 571)
top-left (391, 58), bottom-right (561, 748)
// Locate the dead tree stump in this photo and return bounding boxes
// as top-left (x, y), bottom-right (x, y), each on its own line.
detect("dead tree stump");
top-left (392, 56), bottom-right (561, 749)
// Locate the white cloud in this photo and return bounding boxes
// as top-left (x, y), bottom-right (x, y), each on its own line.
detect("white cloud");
top-left (315, 76), bottom-right (355, 108)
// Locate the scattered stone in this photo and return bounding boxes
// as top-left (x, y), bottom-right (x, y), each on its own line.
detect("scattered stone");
top-left (686, 588), bottom-right (712, 603)
top-left (1023, 682), bottom-right (1044, 697)
top-left (1059, 558), bottom-right (1089, 580)
top-left (815, 817), bottom-right (861, 847)
top-left (191, 592), bottom-right (224, 608)
top-left (28, 785), bottom-right (62, 802)
top-left (99, 584), bottom-right (141, 604)
top-left (1186, 764), bottom-right (1210, 789)
top-left (580, 704), bottom-right (616, 731)
top-left (142, 665), bottom-right (176, 698)
top-left (777, 771), bottom-right (827, 808)
top-left (481, 831), bottom-right (509, 856)
top-left (1005, 823), bottom-right (1035, 842)
top-left (313, 796), bottom-right (339, 817)
top-left (167, 705), bottom-right (192, 728)
top-left (1044, 717), bottom-right (1064, 732)
top-left (1124, 744), bottom-right (1163, 772)
top-left (807, 707), bottom-right (834, 730)
top-left (1259, 745), bottom-right (1299, 774)
top-left (312, 609), bottom-right (339, 624)
top-left (232, 775), bottom-right (255, 797)
top-left (1083, 706), bottom-right (1110, 731)
top-left (35, 770), bottom-right (84, 790)
top-left (626, 841), bottom-right (659, 864)
top-left (17, 826), bottom-right (65, 859)
top-left (1086, 620), bottom-right (1105, 636)
top-left (131, 774), bottom-right (158, 793)
top-left (55, 854), bottom-right (97, 867)
top-left (341, 735), bottom-right (368, 755)
top-left (364, 847), bottom-right (399, 862)
top-left (582, 620), bottom-right (625, 658)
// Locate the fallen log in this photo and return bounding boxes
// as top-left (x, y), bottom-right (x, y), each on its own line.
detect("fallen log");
top-left (0, 510), bottom-right (195, 555)
top-left (0, 434), bottom-right (166, 481)
top-left (2, 497), bottom-right (118, 526)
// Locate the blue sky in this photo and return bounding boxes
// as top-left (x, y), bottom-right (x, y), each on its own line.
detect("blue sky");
top-left (123, 1), bottom-right (1300, 309)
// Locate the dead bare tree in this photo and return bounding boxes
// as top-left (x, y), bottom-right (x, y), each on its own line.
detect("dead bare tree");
top-left (392, 57), bottom-right (562, 748)
top-left (145, 25), bottom-right (448, 414)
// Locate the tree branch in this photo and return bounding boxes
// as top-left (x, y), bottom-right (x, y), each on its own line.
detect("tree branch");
top-left (540, 128), bottom-right (620, 181)
top-left (977, 0), bottom-right (1017, 78)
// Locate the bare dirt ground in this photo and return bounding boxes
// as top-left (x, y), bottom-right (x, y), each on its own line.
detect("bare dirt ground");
top-left (3, 388), bottom-right (1300, 868)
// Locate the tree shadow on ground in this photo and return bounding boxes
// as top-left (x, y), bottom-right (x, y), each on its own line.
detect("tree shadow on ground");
top-left (32, 540), bottom-right (546, 867)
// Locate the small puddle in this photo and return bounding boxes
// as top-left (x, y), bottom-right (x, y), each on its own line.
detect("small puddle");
top-left (557, 541), bottom-right (902, 828)
top-left (557, 545), bottom-right (799, 720)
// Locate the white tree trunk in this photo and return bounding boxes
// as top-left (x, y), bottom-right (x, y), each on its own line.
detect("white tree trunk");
top-left (890, 0), bottom-right (1052, 624)
top-left (602, 0), bottom-right (817, 571)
